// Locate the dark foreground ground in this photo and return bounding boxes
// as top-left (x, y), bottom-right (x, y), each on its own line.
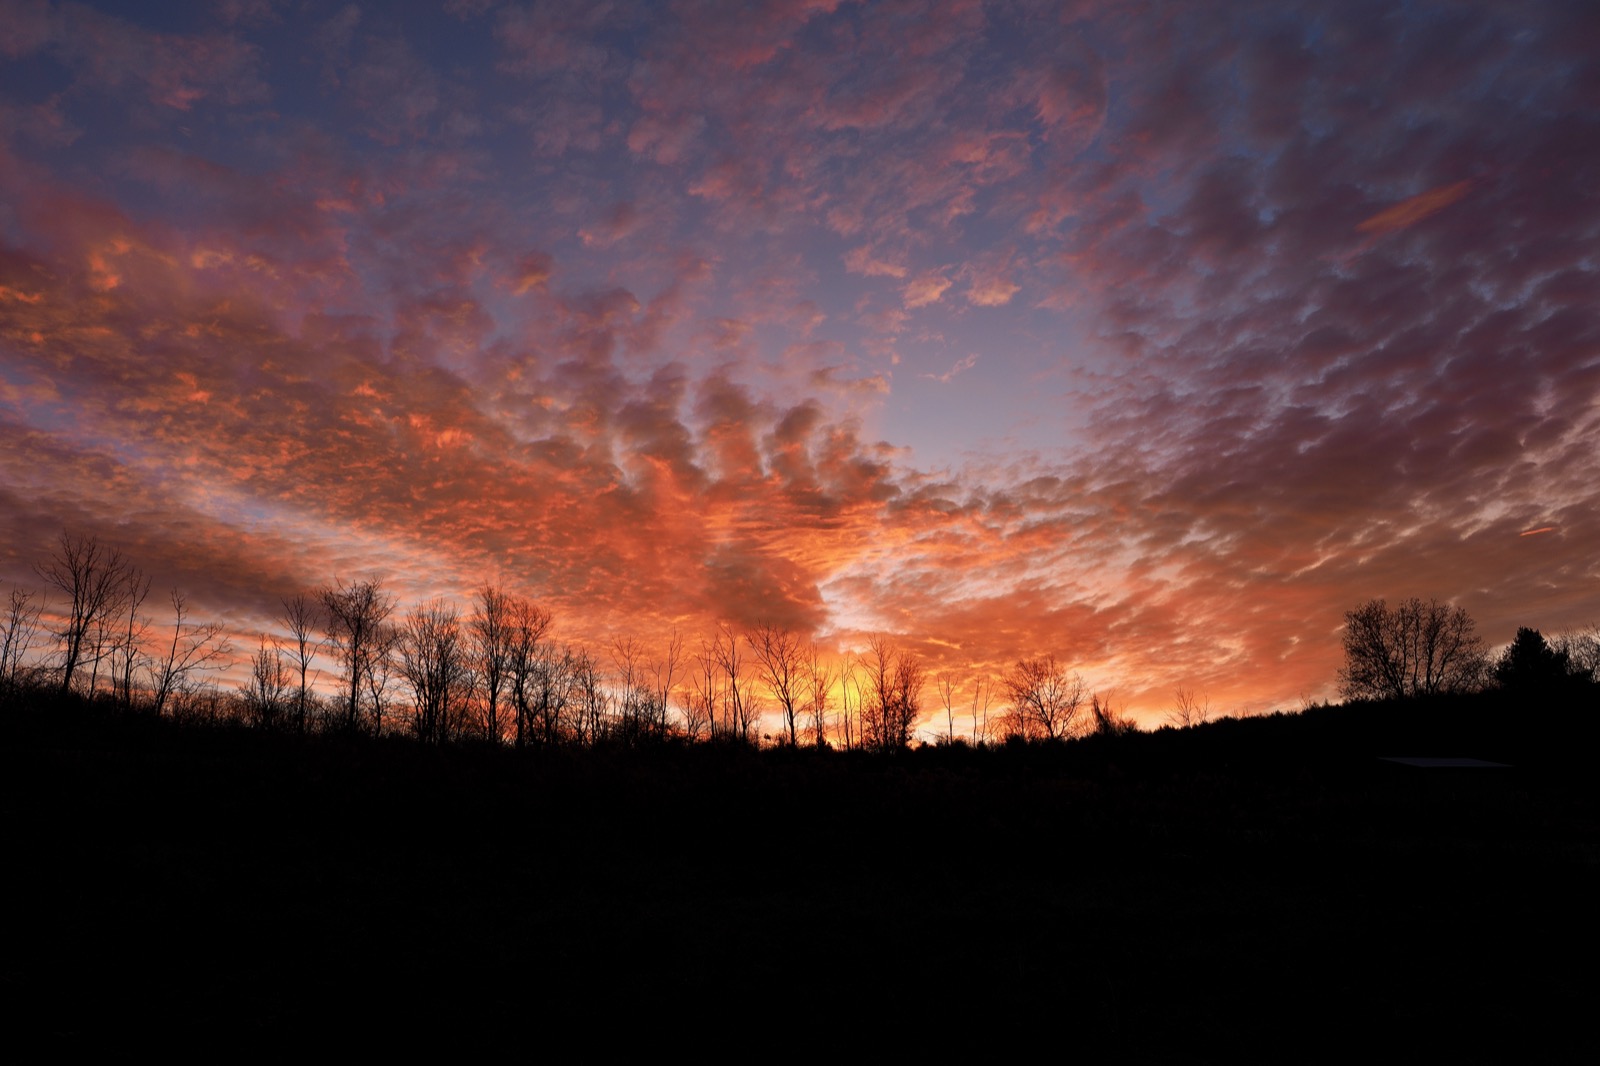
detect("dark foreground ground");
top-left (3, 692), bottom-right (1596, 1059)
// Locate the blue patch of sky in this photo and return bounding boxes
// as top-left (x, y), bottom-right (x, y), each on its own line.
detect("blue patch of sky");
top-left (0, 51), bottom-right (72, 103)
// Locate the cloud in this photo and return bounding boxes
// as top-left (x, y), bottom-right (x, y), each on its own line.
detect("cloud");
top-left (510, 251), bottom-right (553, 294)
top-left (902, 272), bottom-right (951, 309)
top-left (7, 2), bottom-right (271, 111)
top-left (578, 201), bottom-right (644, 248)
top-left (1355, 180), bottom-right (1473, 237)
top-left (965, 266), bottom-right (1020, 307)
top-left (810, 367), bottom-right (891, 397)
top-left (843, 245), bottom-right (907, 279)
top-left (923, 354), bottom-right (979, 384)
top-left (2, 1), bottom-right (1597, 730)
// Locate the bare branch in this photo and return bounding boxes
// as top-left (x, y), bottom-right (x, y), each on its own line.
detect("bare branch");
top-left (320, 578), bottom-right (396, 734)
top-left (747, 622), bottom-right (805, 746)
top-left (1001, 654), bottom-right (1086, 740)
top-left (1167, 686), bottom-right (1211, 729)
top-left (148, 589), bottom-right (232, 717)
top-left (35, 533), bottom-right (134, 696)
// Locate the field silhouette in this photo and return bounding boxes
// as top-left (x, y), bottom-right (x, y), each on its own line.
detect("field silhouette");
top-left (4, 684), bottom-right (1596, 1058)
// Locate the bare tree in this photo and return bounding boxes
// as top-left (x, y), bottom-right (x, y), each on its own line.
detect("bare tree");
top-left (320, 578), bottom-right (397, 734)
top-left (937, 676), bottom-right (957, 744)
top-left (1, 586), bottom-right (46, 695)
top-left (650, 629), bottom-right (683, 739)
top-left (148, 590), bottom-right (232, 717)
top-left (859, 635), bottom-right (922, 752)
top-left (604, 630), bottom-right (682, 744)
top-left (399, 599), bottom-right (476, 745)
top-left (1167, 686), bottom-right (1211, 729)
top-left (241, 638), bottom-right (292, 729)
top-left (837, 656), bottom-right (859, 750)
top-left (747, 622), bottom-right (806, 746)
top-left (889, 647), bottom-right (925, 750)
top-left (804, 641), bottom-right (835, 748)
top-left (36, 533), bottom-right (134, 695)
top-left (471, 585), bottom-right (515, 744)
top-left (171, 680), bottom-right (228, 725)
top-left (110, 568), bottom-right (151, 709)
top-left (1339, 597), bottom-right (1487, 701)
top-left (571, 646), bottom-right (608, 745)
top-left (505, 596), bottom-right (553, 747)
top-left (531, 642), bottom-right (579, 746)
top-left (365, 622), bottom-right (400, 736)
top-left (1554, 625), bottom-right (1600, 684)
top-left (708, 622), bottom-right (758, 743)
top-left (280, 594), bottom-right (322, 734)
top-left (1090, 692), bottom-right (1136, 736)
top-left (969, 676), bottom-right (992, 746)
top-left (611, 635), bottom-right (662, 745)
top-left (684, 645), bottom-right (718, 741)
top-left (1002, 655), bottom-right (1087, 740)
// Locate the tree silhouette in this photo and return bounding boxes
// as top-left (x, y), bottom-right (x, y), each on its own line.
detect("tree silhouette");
top-left (685, 644), bottom-right (718, 741)
top-left (804, 641), bottom-right (834, 748)
top-left (1555, 626), bottom-right (1600, 684)
top-left (650, 629), bottom-right (683, 740)
top-left (0, 586), bottom-right (45, 695)
top-left (1338, 597), bottom-right (1486, 701)
top-left (1001, 654), bottom-right (1086, 740)
top-left (241, 638), bottom-right (292, 728)
top-left (1090, 692), bottom-right (1136, 736)
top-left (280, 594), bottom-right (322, 733)
top-left (747, 622), bottom-right (805, 746)
top-left (1494, 627), bottom-right (1574, 694)
top-left (148, 590), bottom-right (232, 717)
top-left (109, 568), bottom-right (151, 709)
top-left (399, 599), bottom-right (476, 745)
top-left (471, 585), bottom-right (515, 744)
top-left (534, 643), bottom-right (581, 745)
top-left (571, 646), bottom-right (608, 745)
top-left (504, 597), bottom-right (552, 746)
top-left (36, 533), bottom-right (134, 695)
top-left (1167, 687), bottom-right (1211, 729)
top-left (705, 622), bottom-right (758, 743)
top-left (320, 578), bottom-right (397, 733)
top-left (859, 635), bottom-right (922, 751)
top-left (969, 675), bottom-right (993, 746)
top-left (837, 656), bottom-right (859, 750)
top-left (610, 635), bottom-right (663, 744)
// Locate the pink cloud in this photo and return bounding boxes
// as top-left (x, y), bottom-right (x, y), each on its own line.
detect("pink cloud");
top-left (923, 354), bottom-right (979, 384)
top-left (901, 272), bottom-right (951, 309)
top-left (844, 245), bottom-right (907, 279)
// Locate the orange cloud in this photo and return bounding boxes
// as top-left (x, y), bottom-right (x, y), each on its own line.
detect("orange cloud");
top-left (1355, 180), bottom-right (1472, 236)
top-left (4, 2), bottom-right (1599, 741)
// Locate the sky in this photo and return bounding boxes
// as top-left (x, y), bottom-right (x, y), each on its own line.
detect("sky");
top-left (1, 0), bottom-right (1597, 728)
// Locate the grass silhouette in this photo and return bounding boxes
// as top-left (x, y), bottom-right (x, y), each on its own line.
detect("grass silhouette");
top-left (3, 685), bottom-right (1595, 1057)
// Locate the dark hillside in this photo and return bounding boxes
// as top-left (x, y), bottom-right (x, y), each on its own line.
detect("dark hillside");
top-left (3, 692), bottom-right (1596, 1058)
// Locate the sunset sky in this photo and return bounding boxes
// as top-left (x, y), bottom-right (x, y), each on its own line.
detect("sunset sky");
top-left (2, 0), bottom-right (1596, 728)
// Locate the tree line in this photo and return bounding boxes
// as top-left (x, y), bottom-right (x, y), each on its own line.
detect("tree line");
top-left (1, 534), bottom-right (1149, 748)
top-left (0, 533), bottom-right (959, 750)
top-left (1338, 596), bottom-right (1600, 702)
top-left (5, 534), bottom-right (1594, 750)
